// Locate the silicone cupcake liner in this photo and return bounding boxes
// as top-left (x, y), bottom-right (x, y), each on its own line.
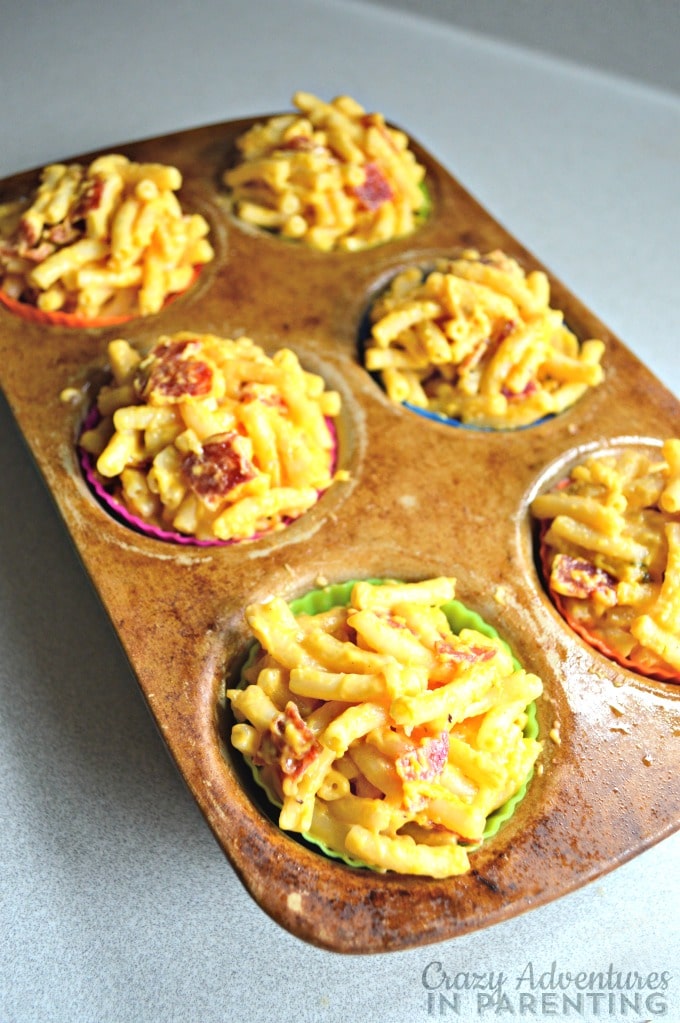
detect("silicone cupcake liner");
top-left (402, 400), bottom-right (553, 432)
top-left (0, 267), bottom-right (201, 328)
top-left (357, 291), bottom-right (556, 433)
top-left (231, 180), bottom-right (434, 249)
top-left (0, 289), bottom-right (136, 328)
top-left (356, 252), bottom-right (601, 434)
top-left (79, 405), bottom-right (339, 547)
top-left (537, 524), bottom-right (680, 684)
top-left (234, 578), bottom-right (540, 872)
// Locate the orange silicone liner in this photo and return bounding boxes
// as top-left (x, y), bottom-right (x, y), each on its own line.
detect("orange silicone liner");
top-left (0, 268), bottom-right (201, 328)
top-left (0, 289), bottom-right (135, 327)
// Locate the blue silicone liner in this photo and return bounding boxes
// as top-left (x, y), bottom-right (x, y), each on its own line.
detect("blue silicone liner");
top-left (403, 401), bottom-right (553, 432)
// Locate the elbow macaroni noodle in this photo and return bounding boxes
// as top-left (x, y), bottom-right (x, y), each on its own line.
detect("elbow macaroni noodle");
top-left (224, 91), bottom-right (428, 251)
top-left (532, 440), bottom-right (680, 680)
top-left (364, 249), bottom-right (605, 429)
top-left (0, 155), bottom-right (213, 320)
top-left (79, 332), bottom-right (346, 542)
top-left (227, 577), bottom-right (543, 878)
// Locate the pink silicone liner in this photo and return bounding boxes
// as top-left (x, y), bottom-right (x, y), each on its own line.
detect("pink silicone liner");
top-left (79, 405), bottom-right (338, 547)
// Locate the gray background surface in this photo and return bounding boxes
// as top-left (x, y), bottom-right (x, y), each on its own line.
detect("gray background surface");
top-left (348, 0), bottom-right (680, 95)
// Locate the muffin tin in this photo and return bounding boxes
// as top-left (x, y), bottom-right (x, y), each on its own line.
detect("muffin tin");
top-left (1, 114), bottom-right (679, 954)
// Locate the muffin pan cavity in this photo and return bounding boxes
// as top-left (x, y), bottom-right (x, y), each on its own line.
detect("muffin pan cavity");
top-left (526, 436), bottom-right (680, 691)
top-left (0, 160), bottom-right (221, 329)
top-left (219, 94), bottom-right (433, 252)
top-left (1, 114), bottom-right (679, 953)
top-left (223, 572), bottom-right (543, 879)
top-left (358, 250), bottom-right (606, 432)
top-left (74, 339), bottom-right (357, 548)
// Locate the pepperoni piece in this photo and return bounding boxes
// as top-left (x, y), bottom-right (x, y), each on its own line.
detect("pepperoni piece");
top-left (429, 638), bottom-right (497, 688)
top-left (145, 339), bottom-right (214, 400)
top-left (502, 379), bottom-right (538, 400)
top-left (47, 222), bottom-right (80, 246)
top-left (278, 135), bottom-right (315, 152)
top-left (239, 381), bottom-right (287, 410)
top-left (352, 162), bottom-right (394, 211)
top-left (396, 732), bottom-right (449, 782)
top-left (550, 553), bottom-right (617, 602)
top-left (435, 640), bottom-right (496, 664)
top-left (71, 177), bottom-right (105, 222)
top-left (181, 432), bottom-right (255, 500)
top-left (262, 702), bottom-right (322, 781)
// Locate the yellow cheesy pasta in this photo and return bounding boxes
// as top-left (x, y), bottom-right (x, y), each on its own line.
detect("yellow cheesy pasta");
top-left (224, 91), bottom-right (428, 252)
top-left (227, 577), bottom-right (543, 878)
top-left (364, 249), bottom-right (605, 429)
top-left (0, 155), bottom-right (213, 321)
top-left (79, 332), bottom-right (346, 542)
top-left (533, 441), bottom-right (680, 680)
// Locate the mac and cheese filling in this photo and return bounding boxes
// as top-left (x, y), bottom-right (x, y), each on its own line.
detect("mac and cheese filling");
top-left (364, 249), bottom-right (605, 429)
top-left (533, 441), bottom-right (680, 679)
top-left (224, 91), bottom-right (428, 251)
top-left (228, 577), bottom-right (543, 878)
top-left (0, 155), bottom-right (213, 320)
top-left (79, 332), bottom-right (346, 542)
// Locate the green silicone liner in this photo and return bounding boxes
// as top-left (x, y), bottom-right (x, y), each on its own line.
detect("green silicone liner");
top-left (234, 578), bottom-right (539, 871)
top-left (236, 182), bottom-right (432, 251)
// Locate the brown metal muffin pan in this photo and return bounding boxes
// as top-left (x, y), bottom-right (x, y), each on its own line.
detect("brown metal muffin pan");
top-left (1, 115), bottom-right (679, 954)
